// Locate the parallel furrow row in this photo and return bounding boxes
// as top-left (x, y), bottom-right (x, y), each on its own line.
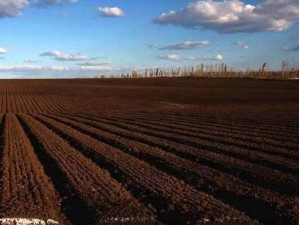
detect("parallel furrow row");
top-left (132, 113), bottom-right (299, 141)
top-left (101, 116), bottom-right (299, 172)
top-left (56, 113), bottom-right (299, 196)
top-left (35, 113), bottom-right (299, 225)
top-left (32, 114), bottom-right (260, 225)
top-left (111, 114), bottom-right (299, 153)
top-left (18, 114), bottom-right (155, 225)
top-left (0, 114), bottom-right (69, 224)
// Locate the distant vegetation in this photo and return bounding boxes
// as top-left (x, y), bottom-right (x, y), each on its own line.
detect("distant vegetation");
top-left (78, 62), bottom-right (299, 79)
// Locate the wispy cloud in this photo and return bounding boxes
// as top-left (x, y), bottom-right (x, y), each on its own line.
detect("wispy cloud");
top-left (183, 56), bottom-right (197, 61)
top-left (147, 43), bottom-right (159, 48)
top-left (154, 0), bottom-right (299, 33)
top-left (184, 54), bottom-right (224, 61)
top-left (0, 65), bottom-right (44, 71)
top-left (159, 40), bottom-right (210, 50)
top-left (76, 61), bottom-right (111, 66)
top-left (159, 53), bottom-right (224, 61)
top-left (98, 6), bottom-right (124, 17)
top-left (40, 50), bottom-right (91, 61)
top-left (23, 60), bottom-right (42, 64)
top-left (34, 0), bottom-right (78, 7)
top-left (159, 54), bottom-right (181, 61)
top-left (233, 41), bottom-right (249, 49)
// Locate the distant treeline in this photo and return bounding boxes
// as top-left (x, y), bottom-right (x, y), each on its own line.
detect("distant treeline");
top-left (77, 62), bottom-right (299, 79)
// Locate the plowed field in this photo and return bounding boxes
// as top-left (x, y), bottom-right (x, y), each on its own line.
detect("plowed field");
top-left (0, 78), bottom-right (298, 225)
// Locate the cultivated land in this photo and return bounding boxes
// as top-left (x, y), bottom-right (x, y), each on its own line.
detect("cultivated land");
top-left (0, 78), bottom-right (298, 225)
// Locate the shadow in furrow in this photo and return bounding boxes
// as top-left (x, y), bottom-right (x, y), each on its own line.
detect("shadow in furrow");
top-left (0, 115), bottom-right (6, 215)
top-left (51, 113), bottom-right (299, 196)
top-left (41, 115), bottom-right (292, 225)
top-left (32, 115), bottom-right (200, 225)
top-left (17, 115), bottom-right (96, 225)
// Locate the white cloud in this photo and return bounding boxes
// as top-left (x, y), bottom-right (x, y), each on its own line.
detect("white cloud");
top-left (159, 54), bottom-right (181, 61)
top-left (214, 54), bottom-right (224, 60)
top-left (233, 41), bottom-right (249, 49)
top-left (40, 50), bottom-right (91, 61)
top-left (0, 0), bottom-right (28, 17)
top-left (160, 40), bottom-right (210, 50)
top-left (154, 0), bottom-right (299, 33)
top-left (99, 6), bottom-right (124, 17)
top-left (49, 65), bottom-right (70, 71)
top-left (0, 47), bottom-right (8, 54)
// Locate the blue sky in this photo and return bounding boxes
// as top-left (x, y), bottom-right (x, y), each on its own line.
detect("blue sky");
top-left (0, 0), bottom-right (298, 78)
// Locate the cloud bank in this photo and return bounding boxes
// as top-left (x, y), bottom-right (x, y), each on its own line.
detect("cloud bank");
top-left (154, 0), bottom-right (299, 33)
top-left (0, 0), bottom-right (28, 17)
top-left (0, 64), bottom-right (111, 71)
top-left (0, 63), bottom-right (112, 78)
top-left (0, 0), bottom-right (78, 17)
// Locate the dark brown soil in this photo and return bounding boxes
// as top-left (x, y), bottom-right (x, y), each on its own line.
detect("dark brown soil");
top-left (0, 78), bottom-right (298, 225)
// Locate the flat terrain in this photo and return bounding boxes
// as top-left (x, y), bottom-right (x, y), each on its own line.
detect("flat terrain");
top-left (0, 78), bottom-right (298, 225)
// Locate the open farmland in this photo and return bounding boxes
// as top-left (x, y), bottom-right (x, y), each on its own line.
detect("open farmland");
top-left (0, 78), bottom-right (298, 225)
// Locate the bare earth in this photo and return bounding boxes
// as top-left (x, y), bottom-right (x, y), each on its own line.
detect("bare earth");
top-left (0, 78), bottom-right (298, 225)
